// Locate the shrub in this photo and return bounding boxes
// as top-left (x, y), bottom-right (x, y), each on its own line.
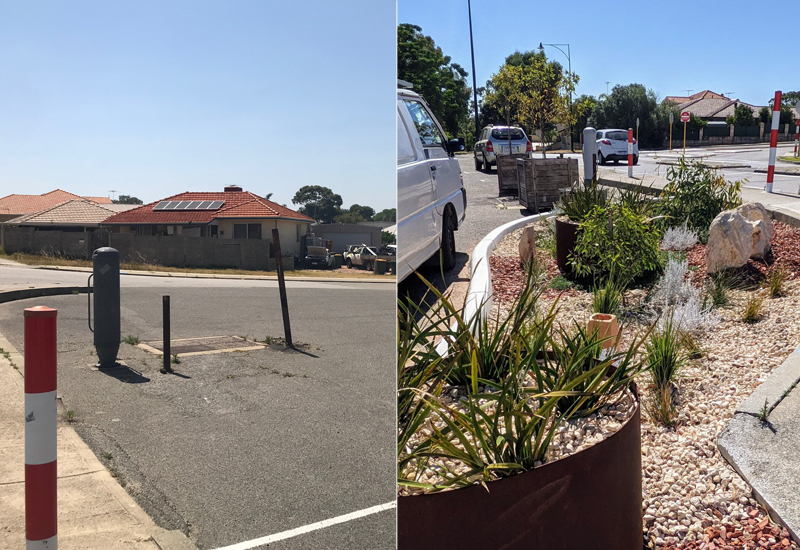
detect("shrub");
top-left (653, 257), bottom-right (694, 306)
top-left (556, 180), bottom-right (607, 222)
top-left (742, 293), bottom-right (764, 323)
top-left (768, 263), bottom-right (788, 298)
top-left (570, 203), bottom-right (662, 283)
top-left (550, 275), bottom-right (573, 291)
top-left (653, 258), bottom-right (719, 333)
top-left (706, 270), bottom-right (735, 307)
top-left (657, 158), bottom-right (743, 243)
top-left (660, 224), bottom-right (699, 251)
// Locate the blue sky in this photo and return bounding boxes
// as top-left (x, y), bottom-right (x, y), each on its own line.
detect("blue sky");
top-left (399, 0), bottom-right (793, 117)
top-left (0, 1), bottom-right (396, 212)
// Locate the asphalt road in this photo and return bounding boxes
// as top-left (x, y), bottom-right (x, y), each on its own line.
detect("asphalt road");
top-left (397, 154), bottom-right (531, 309)
top-left (0, 265), bottom-right (395, 550)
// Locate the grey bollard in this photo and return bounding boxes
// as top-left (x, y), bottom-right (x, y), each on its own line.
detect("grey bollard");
top-left (583, 127), bottom-right (597, 185)
top-left (92, 247), bottom-right (120, 367)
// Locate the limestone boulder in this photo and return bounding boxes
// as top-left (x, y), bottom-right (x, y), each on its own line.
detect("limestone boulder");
top-left (518, 225), bottom-right (537, 264)
top-left (706, 202), bottom-right (773, 274)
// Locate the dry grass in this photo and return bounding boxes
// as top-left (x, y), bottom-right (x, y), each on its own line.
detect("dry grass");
top-left (1, 252), bottom-right (393, 280)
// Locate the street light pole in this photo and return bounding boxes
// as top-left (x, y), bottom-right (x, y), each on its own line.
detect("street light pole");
top-left (467, 0), bottom-right (480, 142)
top-left (539, 42), bottom-right (573, 152)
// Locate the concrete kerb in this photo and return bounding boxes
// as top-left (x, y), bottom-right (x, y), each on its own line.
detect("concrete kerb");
top-left (0, 286), bottom-right (88, 304)
top-left (435, 212), bottom-right (556, 356)
top-left (717, 349), bottom-right (800, 544)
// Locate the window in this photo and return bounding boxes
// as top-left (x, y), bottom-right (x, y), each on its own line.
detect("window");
top-left (397, 111), bottom-right (416, 165)
top-left (233, 224), bottom-right (247, 239)
top-left (596, 132), bottom-right (603, 141)
top-left (403, 99), bottom-right (445, 147)
top-left (491, 128), bottom-right (525, 140)
top-left (247, 224), bottom-right (261, 240)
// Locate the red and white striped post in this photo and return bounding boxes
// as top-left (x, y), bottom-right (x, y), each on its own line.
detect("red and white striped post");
top-left (794, 119), bottom-right (799, 158)
top-left (766, 90), bottom-right (782, 194)
top-left (627, 128), bottom-right (634, 178)
top-left (24, 306), bottom-right (58, 549)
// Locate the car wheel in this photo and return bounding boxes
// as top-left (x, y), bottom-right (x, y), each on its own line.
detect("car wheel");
top-left (441, 209), bottom-right (457, 271)
top-left (483, 154), bottom-right (490, 171)
top-left (475, 154), bottom-right (482, 171)
top-left (633, 155), bottom-right (639, 165)
top-left (598, 152), bottom-right (606, 165)
top-left (366, 261), bottom-right (373, 271)
top-left (346, 258), bottom-right (352, 268)
top-left (613, 159), bottom-right (619, 165)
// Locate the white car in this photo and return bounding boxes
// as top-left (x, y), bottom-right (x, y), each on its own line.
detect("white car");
top-left (397, 82), bottom-right (467, 282)
top-left (596, 129), bottom-right (638, 165)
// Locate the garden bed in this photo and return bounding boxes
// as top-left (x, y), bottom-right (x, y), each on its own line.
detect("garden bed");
top-left (488, 219), bottom-right (800, 549)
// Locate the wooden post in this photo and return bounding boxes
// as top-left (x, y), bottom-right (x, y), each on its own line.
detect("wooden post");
top-left (272, 229), bottom-right (293, 348)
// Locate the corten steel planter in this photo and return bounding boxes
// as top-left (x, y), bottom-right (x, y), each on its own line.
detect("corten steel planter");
top-left (398, 387), bottom-right (642, 550)
top-left (554, 215), bottom-right (579, 274)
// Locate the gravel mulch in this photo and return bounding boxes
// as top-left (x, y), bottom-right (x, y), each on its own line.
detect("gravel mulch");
top-left (488, 220), bottom-right (800, 550)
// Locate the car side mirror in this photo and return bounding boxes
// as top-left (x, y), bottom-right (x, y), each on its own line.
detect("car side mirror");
top-left (448, 138), bottom-right (465, 154)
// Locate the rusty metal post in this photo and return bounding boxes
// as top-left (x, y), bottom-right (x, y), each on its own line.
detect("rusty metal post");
top-left (161, 296), bottom-right (172, 373)
top-left (272, 229), bottom-right (293, 348)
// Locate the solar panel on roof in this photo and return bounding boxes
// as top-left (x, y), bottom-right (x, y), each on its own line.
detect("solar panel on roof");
top-left (209, 201), bottom-right (224, 209)
top-left (186, 200), bottom-right (202, 209)
top-left (175, 201), bottom-right (191, 209)
top-left (197, 200), bottom-right (213, 209)
top-left (151, 199), bottom-right (225, 211)
top-left (153, 201), bottom-right (169, 211)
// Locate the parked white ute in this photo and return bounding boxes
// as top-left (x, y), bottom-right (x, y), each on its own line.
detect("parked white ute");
top-left (596, 128), bottom-right (638, 165)
top-left (397, 81), bottom-right (467, 283)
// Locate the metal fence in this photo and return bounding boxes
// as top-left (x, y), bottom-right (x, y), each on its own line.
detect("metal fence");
top-left (704, 124), bottom-right (729, 137)
top-left (734, 125), bottom-right (760, 137)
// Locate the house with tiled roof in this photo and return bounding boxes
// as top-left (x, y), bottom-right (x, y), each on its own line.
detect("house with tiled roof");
top-left (0, 190), bottom-right (113, 222)
top-left (5, 199), bottom-right (136, 231)
top-left (101, 185), bottom-right (314, 256)
top-left (663, 90), bottom-right (764, 123)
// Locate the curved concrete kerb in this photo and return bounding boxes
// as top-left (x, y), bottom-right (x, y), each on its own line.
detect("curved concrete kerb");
top-left (436, 211), bottom-right (557, 355)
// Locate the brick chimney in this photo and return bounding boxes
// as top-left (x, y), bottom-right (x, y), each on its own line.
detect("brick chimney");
top-left (224, 185), bottom-right (243, 192)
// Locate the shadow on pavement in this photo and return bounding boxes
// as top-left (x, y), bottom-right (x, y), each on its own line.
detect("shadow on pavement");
top-left (398, 252), bottom-right (470, 321)
top-left (98, 365), bottom-right (151, 384)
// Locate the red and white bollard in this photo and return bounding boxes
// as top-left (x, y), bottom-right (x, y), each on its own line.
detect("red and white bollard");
top-left (627, 128), bottom-right (634, 178)
top-left (24, 306), bottom-right (58, 549)
top-left (766, 90), bottom-right (782, 194)
top-left (794, 119), bottom-right (799, 158)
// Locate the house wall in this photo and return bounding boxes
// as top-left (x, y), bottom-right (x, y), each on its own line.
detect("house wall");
top-left (0, 225), bottom-right (296, 270)
top-left (215, 219), bottom-right (308, 256)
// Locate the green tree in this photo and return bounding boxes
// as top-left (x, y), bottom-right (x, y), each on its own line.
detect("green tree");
top-left (398, 24), bottom-right (471, 138)
top-left (347, 204), bottom-right (374, 221)
top-left (334, 211), bottom-right (366, 224)
top-left (764, 96), bottom-right (796, 126)
top-left (758, 106), bottom-right (771, 125)
top-left (113, 195), bottom-right (143, 205)
top-left (725, 104), bottom-right (757, 126)
top-left (374, 208), bottom-right (396, 222)
top-left (291, 185), bottom-right (343, 223)
top-left (482, 50), bottom-right (577, 157)
top-left (574, 94), bottom-right (597, 136)
top-left (592, 84), bottom-right (673, 148)
top-left (382, 231), bottom-right (396, 245)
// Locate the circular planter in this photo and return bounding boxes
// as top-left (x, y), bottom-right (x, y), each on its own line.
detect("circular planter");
top-left (398, 387), bottom-right (642, 550)
top-left (555, 216), bottom-right (579, 274)
top-left (588, 313), bottom-right (620, 350)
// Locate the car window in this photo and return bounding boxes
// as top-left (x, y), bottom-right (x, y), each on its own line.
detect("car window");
top-left (403, 100), bottom-right (445, 147)
top-left (397, 110), bottom-right (416, 165)
top-left (606, 131), bottom-right (628, 141)
top-left (596, 132), bottom-right (603, 140)
top-left (491, 128), bottom-right (525, 140)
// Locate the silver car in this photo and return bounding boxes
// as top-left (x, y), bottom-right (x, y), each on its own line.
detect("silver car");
top-left (474, 125), bottom-right (532, 171)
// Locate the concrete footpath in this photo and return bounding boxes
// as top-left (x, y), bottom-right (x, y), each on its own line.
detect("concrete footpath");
top-left (0, 332), bottom-right (196, 549)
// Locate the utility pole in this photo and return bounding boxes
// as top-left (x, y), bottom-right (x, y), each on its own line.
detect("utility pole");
top-left (467, 0), bottom-right (480, 141)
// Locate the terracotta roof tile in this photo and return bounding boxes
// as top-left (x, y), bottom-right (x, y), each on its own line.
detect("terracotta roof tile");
top-left (5, 199), bottom-right (116, 226)
top-left (0, 190), bottom-right (113, 216)
top-left (102, 190), bottom-right (313, 225)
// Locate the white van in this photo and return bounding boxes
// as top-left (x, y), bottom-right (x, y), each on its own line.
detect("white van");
top-left (397, 83), bottom-right (467, 282)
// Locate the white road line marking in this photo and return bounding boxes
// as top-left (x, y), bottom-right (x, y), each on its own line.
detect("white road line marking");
top-left (210, 501), bottom-right (397, 550)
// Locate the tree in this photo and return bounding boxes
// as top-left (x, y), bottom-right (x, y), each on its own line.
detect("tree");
top-left (764, 96), bottom-right (797, 126)
top-left (113, 195), bottom-right (143, 205)
top-left (334, 211), bottom-right (366, 224)
top-left (573, 94), bottom-right (597, 136)
top-left (398, 24), bottom-right (471, 138)
top-left (373, 208), bottom-right (396, 222)
top-left (592, 84), bottom-right (673, 148)
top-left (726, 104), bottom-right (757, 126)
top-left (347, 204), bottom-right (374, 221)
top-left (291, 185), bottom-right (343, 223)
top-left (758, 106), bottom-right (771, 126)
top-left (382, 231), bottom-right (396, 245)
top-left (481, 50), bottom-right (577, 157)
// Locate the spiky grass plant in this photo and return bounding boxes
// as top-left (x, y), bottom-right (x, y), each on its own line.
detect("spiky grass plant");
top-left (742, 292), bottom-right (764, 324)
top-left (768, 263), bottom-right (788, 298)
top-left (592, 276), bottom-right (623, 315)
top-left (706, 270), bottom-right (736, 308)
top-left (398, 266), bottom-right (649, 493)
top-left (645, 317), bottom-right (687, 427)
